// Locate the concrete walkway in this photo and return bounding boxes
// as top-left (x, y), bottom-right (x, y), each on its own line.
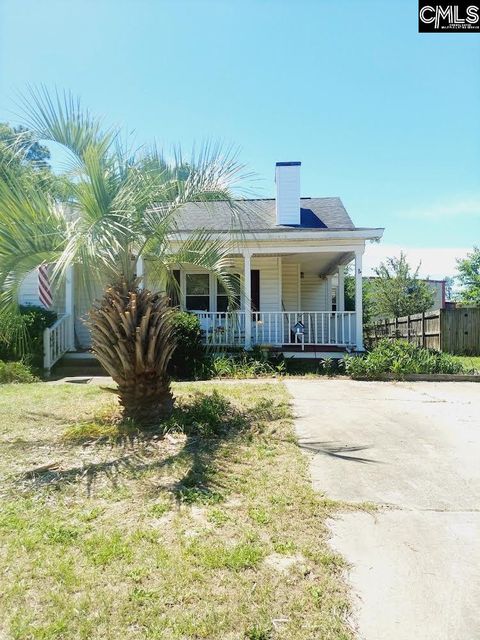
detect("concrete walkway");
top-left (285, 379), bottom-right (480, 640)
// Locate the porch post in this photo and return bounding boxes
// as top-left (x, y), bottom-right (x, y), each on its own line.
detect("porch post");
top-left (355, 250), bottom-right (364, 351)
top-left (243, 251), bottom-right (252, 349)
top-left (325, 275), bottom-right (333, 311)
top-left (136, 255), bottom-right (144, 290)
top-left (65, 265), bottom-right (75, 350)
top-left (337, 265), bottom-right (345, 312)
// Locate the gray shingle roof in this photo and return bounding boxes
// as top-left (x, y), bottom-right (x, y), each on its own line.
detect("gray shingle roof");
top-left (173, 197), bottom-right (355, 232)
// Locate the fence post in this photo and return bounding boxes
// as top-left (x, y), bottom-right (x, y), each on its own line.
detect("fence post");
top-left (407, 315), bottom-right (411, 342)
top-left (43, 327), bottom-right (51, 375)
top-left (421, 312), bottom-right (426, 348)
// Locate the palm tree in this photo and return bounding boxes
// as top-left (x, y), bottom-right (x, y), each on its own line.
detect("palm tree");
top-left (0, 88), bottom-right (247, 426)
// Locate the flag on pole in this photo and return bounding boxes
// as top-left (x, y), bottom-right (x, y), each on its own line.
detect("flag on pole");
top-left (38, 264), bottom-right (53, 309)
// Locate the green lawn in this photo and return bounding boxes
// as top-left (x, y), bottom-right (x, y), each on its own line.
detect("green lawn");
top-left (0, 381), bottom-right (352, 640)
top-left (453, 355), bottom-right (480, 373)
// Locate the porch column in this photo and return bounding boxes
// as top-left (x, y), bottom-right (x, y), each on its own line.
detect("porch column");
top-left (325, 275), bottom-right (333, 311)
top-left (337, 265), bottom-right (345, 312)
top-left (65, 265), bottom-right (75, 350)
top-left (243, 251), bottom-right (252, 349)
top-left (355, 250), bottom-right (364, 351)
top-left (136, 255), bottom-right (144, 289)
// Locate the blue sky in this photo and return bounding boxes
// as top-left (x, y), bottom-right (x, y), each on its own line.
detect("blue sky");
top-left (1, 0), bottom-right (479, 277)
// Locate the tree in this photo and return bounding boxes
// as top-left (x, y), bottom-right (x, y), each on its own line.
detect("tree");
top-left (0, 88), bottom-right (246, 426)
top-left (370, 252), bottom-right (434, 318)
top-left (0, 121), bottom-right (70, 198)
top-left (456, 247), bottom-right (480, 306)
top-left (0, 122), bottom-right (50, 167)
top-left (344, 266), bottom-right (374, 325)
top-left (444, 276), bottom-right (456, 301)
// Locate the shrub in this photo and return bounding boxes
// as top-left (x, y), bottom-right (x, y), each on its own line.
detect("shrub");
top-left (208, 348), bottom-right (285, 379)
top-left (168, 311), bottom-right (206, 379)
top-left (0, 305), bottom-right (57, 370)
top-left (344, 339), bottom-right (465, 379)
top-left (0, 360), bottom-right (37, 383)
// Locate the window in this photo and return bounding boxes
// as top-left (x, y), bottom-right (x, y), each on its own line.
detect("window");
top-left (185, 273), bottom-right (210, 311)
top-left (216, 276), bottom-right (240, 312)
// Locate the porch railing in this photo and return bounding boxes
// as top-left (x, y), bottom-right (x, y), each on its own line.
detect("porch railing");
top-left (192, 311), bottom-right (357, 348)
top-left (193, 312), bottom-right (246, 346)
top-left (43, 314), bottom-right (73, 373)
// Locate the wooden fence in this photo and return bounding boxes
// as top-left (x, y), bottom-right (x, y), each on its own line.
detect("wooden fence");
top-left (366, 308), bottom-right (480, 355)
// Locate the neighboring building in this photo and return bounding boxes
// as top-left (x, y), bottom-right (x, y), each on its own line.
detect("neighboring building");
top-left (19, 162), bottom-right (384, 369)
top-left (423, 279), bottom-right (446, 311)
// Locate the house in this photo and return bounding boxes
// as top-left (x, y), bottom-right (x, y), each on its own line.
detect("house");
top-left (19, 162), bottom-right (384, 371)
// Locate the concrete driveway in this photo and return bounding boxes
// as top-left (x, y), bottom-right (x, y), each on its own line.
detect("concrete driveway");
top-left (285, 379), bottom-right (480, 640)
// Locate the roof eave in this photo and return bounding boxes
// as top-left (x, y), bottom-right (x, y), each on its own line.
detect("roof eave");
top-left (171, 228), bottom-right (385, 242)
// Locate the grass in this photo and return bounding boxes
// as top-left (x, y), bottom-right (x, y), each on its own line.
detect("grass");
top-left (452, 355), bottom-right (480, 373)
top-left (0, 381), bottom-right (353, 640)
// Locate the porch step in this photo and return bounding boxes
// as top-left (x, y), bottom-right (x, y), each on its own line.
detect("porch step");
top-left (51, 352), bottom-right (107, 378)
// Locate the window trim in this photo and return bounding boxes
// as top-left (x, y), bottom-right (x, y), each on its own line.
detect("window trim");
top-left (180, 269), bottom-right (243, 313)
top-left (183, 270), bottom-right (212, 312)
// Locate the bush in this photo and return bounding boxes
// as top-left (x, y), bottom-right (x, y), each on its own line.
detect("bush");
top-left (344, 339), bottom-right (465, 379)
top-left (0, 305), bottom-right (57, 370)
top-left (168, 311), bottom-right (206, 380)
top-left (0, 360), bottom-right (37, 383)
top-left (208, 348), bottom-right (285, 379)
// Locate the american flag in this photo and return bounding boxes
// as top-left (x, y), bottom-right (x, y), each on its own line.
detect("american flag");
top-left (38, 264), bottom-right (53, 309)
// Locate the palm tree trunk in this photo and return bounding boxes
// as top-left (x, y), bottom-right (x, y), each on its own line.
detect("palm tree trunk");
top-left (117, 374), bottom-right (173, 425)
top-left (87, 278), bottom-right (177, 428)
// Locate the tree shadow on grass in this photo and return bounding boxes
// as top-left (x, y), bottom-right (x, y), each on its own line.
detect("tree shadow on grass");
top-left (15, 390), bottom-right (264, 500)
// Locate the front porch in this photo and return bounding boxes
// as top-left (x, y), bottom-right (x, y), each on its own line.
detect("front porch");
top-left (41, 242), bottom-right (366, 371)
top-left (175, 244), bottom-right (365, 353)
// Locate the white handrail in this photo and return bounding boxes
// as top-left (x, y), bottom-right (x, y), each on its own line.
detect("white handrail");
top-left (43, 314), bottom-right (73, 373)
top-left (192, 311), bottom-right (246, 346)
top-left (191, 310), bottom-right (357, 348)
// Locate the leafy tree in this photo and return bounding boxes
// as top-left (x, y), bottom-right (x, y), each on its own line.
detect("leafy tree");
top-left (0, 122), bottom-right (50, 167)
top-left (444, 276), bottom-right (456, 301)
top-left (456, 247), bottom-right (480, 306)
top-left (370, 252), bottom-right (434, 318)
top-left (344, 266), bottom-right (374, 325)
top-left (0, 88), bottom-right (246, 426)
top-left (0, 122), bottom-right (71, 198)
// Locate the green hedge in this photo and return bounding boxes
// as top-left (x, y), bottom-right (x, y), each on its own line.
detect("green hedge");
top-left (0, 360), bottom-right (37, 383)
top-left (168, 311), bottom-right (206, 379)
top-left (0, 306), bottom-right (57, 370)
top-left (345, 339), bottom-right (465, 379)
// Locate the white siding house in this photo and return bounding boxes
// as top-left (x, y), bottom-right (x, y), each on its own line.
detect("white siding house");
top-left (20, 161), bottom-right (383, 370)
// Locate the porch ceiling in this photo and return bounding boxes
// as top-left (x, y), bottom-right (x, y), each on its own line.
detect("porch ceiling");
top-left (282, 251), bottom-right (353, 275)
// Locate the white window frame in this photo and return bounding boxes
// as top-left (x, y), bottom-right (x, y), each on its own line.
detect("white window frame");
top-left (181, 269), bottom-right (214, 312)
top-left (180, 268), bottom-right (243, 313)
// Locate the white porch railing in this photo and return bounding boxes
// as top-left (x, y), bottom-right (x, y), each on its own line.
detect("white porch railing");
top-left (43, 314), bottom-right (73, 372)
top-left (192, 311), bottom-right (357, 348)
top-left (193, 312), bottom-right (246, 347)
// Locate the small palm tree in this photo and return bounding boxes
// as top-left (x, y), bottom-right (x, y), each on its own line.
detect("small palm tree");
top-left (0, 88), bottom-right (247, 426)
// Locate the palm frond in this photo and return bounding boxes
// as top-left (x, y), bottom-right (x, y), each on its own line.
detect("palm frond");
top-left (0, 168), bottom-right (66, 305)
top-left (14, 86), bottom-right (115, 165)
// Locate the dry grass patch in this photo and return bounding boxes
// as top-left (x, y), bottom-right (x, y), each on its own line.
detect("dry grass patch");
top-left (0, 381), bottom-right (353, 639)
